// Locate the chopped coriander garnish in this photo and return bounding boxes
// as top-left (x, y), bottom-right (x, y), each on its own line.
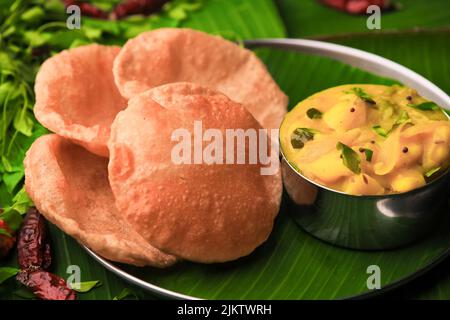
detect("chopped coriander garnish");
top-left (372, 125), bottom-right (389, 138)
top-left (336, 142), bottom-right (361, 174)
top-left (394, 110), bottom-right (411, 126)
top-left (373, 111), bottom-right (413, 138)
top-left (345, 87), bottom-right (376, 105)
top-left (291, 128), bottom-right (317, 149)
top-left (306, 108), bottom-right (322, 119)
top-left (389, 110), bottom-right (414, 133)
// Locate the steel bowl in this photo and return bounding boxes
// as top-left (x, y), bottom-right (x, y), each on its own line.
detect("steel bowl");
top-left (281, 157), bottom-right (449, 250)
top-left (246, 38), bottom-right (450, 250)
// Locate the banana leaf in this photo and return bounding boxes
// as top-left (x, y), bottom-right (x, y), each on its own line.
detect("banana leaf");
top-left (1, 2), bottom-right (450, 300)
top-left (327, 31), bottom-right (450, 95)
top-left (1, 41), bottom-right (446, 299)
top-left (0, 0), bottom-right (286, 300)
top-left (276, 0), bottom-right (450, 37)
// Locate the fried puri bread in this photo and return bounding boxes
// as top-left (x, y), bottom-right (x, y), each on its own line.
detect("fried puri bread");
top-left (113, 28), bottom-right (288, 129)
top-left (24, 134), bottom-right (177, 267)
top-left (34, 44), bottom-right (127, 157)
top-left (108, 83), bottom-right (282, 263)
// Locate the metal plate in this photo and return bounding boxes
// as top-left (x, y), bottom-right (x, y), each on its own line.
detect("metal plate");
top-left (83, 39), bottom-right (450, 300)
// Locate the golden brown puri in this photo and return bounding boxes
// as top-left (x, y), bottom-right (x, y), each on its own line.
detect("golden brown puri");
top-left (108, 83), bottom-right (282, 263)
top-left (34, 44), bottom-right (128, 157)
top-left (113, 28), bottom-right (288, 129)
top-left (24, 134), bottom-right (177, 267)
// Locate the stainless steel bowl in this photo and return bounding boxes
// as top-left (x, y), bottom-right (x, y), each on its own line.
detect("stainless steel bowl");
top-left (246, 38), bottom-right (450, 250)
top-left (281, 157), bottom-right (450, 250)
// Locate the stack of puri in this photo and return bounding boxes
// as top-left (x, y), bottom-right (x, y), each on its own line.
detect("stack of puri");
top-left (25, 28), bottom-right (287, 266)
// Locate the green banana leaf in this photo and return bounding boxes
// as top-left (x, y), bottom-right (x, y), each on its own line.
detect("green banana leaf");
top-left (183, 0), bottom-right (286, 38)
top-left (1, 1), bottom-right (450, 300)
top-left (0, 0), bottom-right (286, 300)
top-left (328, 31), bottom-right (450, 95)
top-left (276, 0), bottom-right (450, 37)
top-left (2, 37), bottom-right (448, 300)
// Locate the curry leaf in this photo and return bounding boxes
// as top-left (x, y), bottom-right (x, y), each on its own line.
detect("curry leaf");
top-left (20, 6), bottom-right (45, 23)
top-left (306, 108), bottom-right (323, 119)
top-left (164, 0), bottom-right (204, 21)
top-left (0, 208), bottom-right (23, 231)
top-left (2, 171), bottom-right (24, 193)
top-left (70, 280), bottom-right (102, 293)
top-left (13, 110), bottom-right (34, 137)
top-left (1, 157), bottom-right (13, 173)
top-left (290, 128), bottom-right (317, 149)
top-left (336, 142), bottom-right (361, 174)
top-left (5, 187), bottom-right (34, 216)
top-left (113, 288), bottom-right (139, 300)
top-left (408, 101), bottom-right (440, 111)
top-left (23, 31), bottom-right (50, 47)
top-left (0, 267), bottom-right (19, 285)
top-left (13, 288), bottom-right (36, 299)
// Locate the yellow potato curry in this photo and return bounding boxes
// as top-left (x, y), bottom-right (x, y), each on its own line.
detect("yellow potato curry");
top-left (280, 84), bottom-right (450, 195)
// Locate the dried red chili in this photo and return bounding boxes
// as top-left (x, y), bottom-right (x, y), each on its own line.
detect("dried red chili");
top-left (17, 208), bottom-right (51, 271)
top-left (16, 270), bottom-right (76, 300)
top-left (16, 207), bottom-right (76, 300)
top-left (63, 0), bottom-right (108, 19)
top-left (0, 216), bottom-right (16, 259)
top-left (320, 0), bottom-right (391, 15)
top-left (112, 0), bottom-right (169, 19)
